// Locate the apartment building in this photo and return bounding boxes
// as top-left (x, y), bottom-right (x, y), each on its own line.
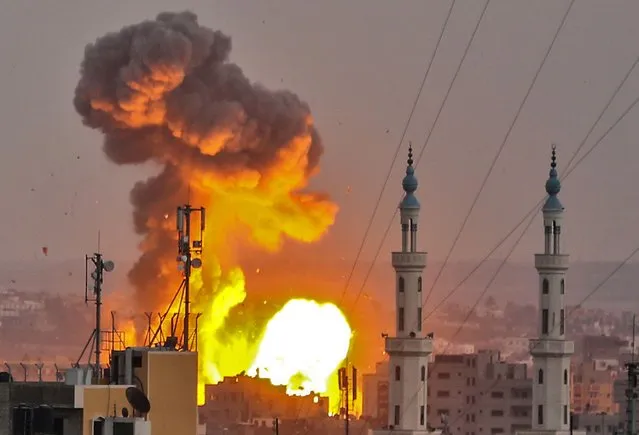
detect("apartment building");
top-left (362, 350), bottom-right (532, 435)
top-left (572, 361), bottom-right (619, 414)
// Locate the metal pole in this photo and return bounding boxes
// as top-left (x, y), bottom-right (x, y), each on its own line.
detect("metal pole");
top-left (95, 254), bottom-right (103, 381)
top-left (345, 369), bottom-right (350, 435)
top-left (273, 417), bottom-right (279, 435)
top-left (183, 206), bottom-right (191, 351)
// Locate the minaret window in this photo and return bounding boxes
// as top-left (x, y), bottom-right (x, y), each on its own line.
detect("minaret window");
top-left (394, 405), bottom-right (400, 426)
top-left (537, 405), bottom-right (544, 425)
top-left (542, 309), bottom-right (549, 334)
top-left (563, 369), bottom-right (568, 385)
top-left (542, 279), bottom-right (549, 294)
top-left (398, 308), bottom-right (405, 332)
top-left (538, 369), bottom-right (544, 384)
top-left (563, 405), bottom-right (568, 425)
top-left (560, 309), bottom-right (565, 335)
top-left (418, 277), bottom-right (422, 292)
top-left (420, 406), bottom-right (425, 426)
top-left (421, 366), bottom-right (426, 381)
top-left (399, 277), bottom-right (405, 293)
top-left (395, 366), bottom-right (401, 381)
top-left (417, 308), bottom-right (422, 331)
top-left (560, 279), bottom-right (565, 294)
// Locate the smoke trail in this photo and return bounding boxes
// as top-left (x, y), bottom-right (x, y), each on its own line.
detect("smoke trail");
top-left (74, 11), bottom-right (336, 310)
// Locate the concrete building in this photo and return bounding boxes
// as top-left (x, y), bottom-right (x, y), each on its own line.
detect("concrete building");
top-left (517, 147), bottom-right (584, 435)
top-left (0, 346), bottom-right (199, 435)
top-left (571, 361), bottom-right (619, 415)
top-left (363, 350), bottom-right (532, 435)
top-left (362, 361), bottom-right (388, 422)
top-left (199, 373), bottom-right (328, 432)
top-left (370, 145), bottom-right (436, 435)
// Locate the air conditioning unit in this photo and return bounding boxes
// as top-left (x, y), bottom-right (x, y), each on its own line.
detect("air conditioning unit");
top-left (92, 417), bottom-right (151, 435)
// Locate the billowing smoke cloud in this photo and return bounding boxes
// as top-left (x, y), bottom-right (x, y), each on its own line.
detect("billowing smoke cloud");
top-left (74, 11), bottom-right (336, 310)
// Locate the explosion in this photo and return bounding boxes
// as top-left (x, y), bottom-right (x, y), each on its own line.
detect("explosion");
top-left (73, 11), bottom-right (351, 410)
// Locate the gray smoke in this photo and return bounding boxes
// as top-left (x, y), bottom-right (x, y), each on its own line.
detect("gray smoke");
top-left (74, 11), bottom-right (327, 309)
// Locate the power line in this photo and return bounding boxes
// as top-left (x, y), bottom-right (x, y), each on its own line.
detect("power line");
top-left (337, 0), bottom-right (457, 306)
top-left (386, 78), bottom-right (639, 435)
top-left (422, 69), bottom-right (639, 323)
top-left (357, 63), bottom-right (639, 435)
top-left (449, 242), bottom-right (639, 429)
top-left (421, 0), bottom-right (576, 314)
top-left (346, 0), bottom-right (491, 314)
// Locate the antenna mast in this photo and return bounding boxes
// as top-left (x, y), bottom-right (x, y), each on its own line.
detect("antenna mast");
top-left (80, 251), bottom-right (115, 381)
top-left (176, 204), bottom-right (205, 351)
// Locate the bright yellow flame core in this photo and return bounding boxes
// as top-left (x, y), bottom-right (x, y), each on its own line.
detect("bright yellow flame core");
top-left (194, 265), bottom-right (352, 412)
top-left (248, 299), bottom-right (352, 396)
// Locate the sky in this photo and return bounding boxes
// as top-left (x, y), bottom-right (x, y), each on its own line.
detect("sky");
top-left (1, 0), bottom-right (639, 276)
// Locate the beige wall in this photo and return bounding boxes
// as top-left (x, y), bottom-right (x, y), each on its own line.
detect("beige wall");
top-left (79, 386), bottom-right (133, 435)
top-left (145, 351), bottom-right (198, 435)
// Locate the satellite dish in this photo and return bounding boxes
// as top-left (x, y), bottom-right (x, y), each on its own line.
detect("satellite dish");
top-left (125, 387), bottom-right (151, 415)
top-left (121, 407), bottom-right (129, 418)
top-left (102, 260), bottom-right (115, 272)
top-left (191, 258), bottom-right (202, 269)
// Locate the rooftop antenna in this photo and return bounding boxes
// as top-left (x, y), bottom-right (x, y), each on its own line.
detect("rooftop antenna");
top-left (176, 203), bottom-right (205, 351)
top-left (80, 246), bottom-right (115, 382)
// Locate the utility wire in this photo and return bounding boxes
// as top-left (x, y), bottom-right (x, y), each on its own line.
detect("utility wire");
top-left (449, 243), bottom-right (639, 429)
top-left (423, 68), bottom-right (639, 323)
top-left (355, 59), bottom-right (639, 435)
top-left (421, 0), bottom-right (576, 314)
top-left (347, 0), bottom-right (491, 314)
top-left (337, 0), bottom-right (457, 306)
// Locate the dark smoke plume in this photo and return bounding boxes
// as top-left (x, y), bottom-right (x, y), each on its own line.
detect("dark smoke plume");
top-left (74, 11), bottom-right (330, 309)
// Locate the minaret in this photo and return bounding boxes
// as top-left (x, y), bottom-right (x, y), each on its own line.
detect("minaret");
top-left (529, 146), bottom-right (575, 434)
top-left (371, 144), bottom-right (436, 435)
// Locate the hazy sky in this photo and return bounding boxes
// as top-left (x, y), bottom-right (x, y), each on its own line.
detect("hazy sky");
top-left (1, 0), bottom-right (639, 273)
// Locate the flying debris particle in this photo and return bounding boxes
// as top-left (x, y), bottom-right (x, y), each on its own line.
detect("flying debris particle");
top-left (76, 156), bottom-right (80, 160)
top-left (385, 129), bottom-right (390, 133)
top-left (164, 214), bottom-right (169, 220)
top-left (346, 186), bottom-right (351, 194)
top-left (256, 268), bottom-right (261, 274)
top-left (41, 246), bottom-right (48, 256)
top-left (30, 188), bottom-right (35, 192)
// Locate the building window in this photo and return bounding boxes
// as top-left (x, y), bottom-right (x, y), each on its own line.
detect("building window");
top-left (417, 307), bottom-right (422, 331)
top-left (394, 405), bottom-right (400, 426)
top-left (560, 309), bottom-right (565, 335)
top-left (537, 405), bottom-right (544, 425)
top-left (491, 410), bottom-right (504, 417)
top-left (490, 391), bottom-right (504, 399)
top-left (563, 369), bottom-right (568, 385)
top-left (421, 366), bottom-right (426, 382)
top-left (563, 405), bottom-right (568, 425)
top-left (437, 372), bottom-right (450, 379)
top-left (420, 405), bottom-right (425, 426)
top-left (395, 366), bottom-right (401, 381)
top-left (542, 309), bottom-right (549, 334)
top-left (399, 277), bottom-right (405, 292)
top-left (437, 391), bottom-right (450, 398)
top-left (538, 369), bottom-right (544, 385)
top-left (399, 308), bottom-right (405, 331)
top-left (418, 277), bottom-right (422, 292)
top-left (542, 278), bottom-right (549, 294)
top-left (560, 279), bottom-right (565, 294)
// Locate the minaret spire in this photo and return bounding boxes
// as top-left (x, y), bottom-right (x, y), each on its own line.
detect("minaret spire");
top-left (517, 144), bottom-right (579, 435)
top-left (372, 141), bottom-right (436, 435)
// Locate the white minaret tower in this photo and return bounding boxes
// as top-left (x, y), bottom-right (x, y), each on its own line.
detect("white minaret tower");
top-left (518, 146), bottom-right (583, 435)
top-left (371, 145), bottom-right (438, 435)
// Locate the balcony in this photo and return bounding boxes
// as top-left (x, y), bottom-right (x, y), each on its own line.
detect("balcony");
top-left (391, 252), bottom-right (427, 269)
top-left (529, 338), bottom-right (574, 356)
top-left (534, 254), bottom-right (569, 271)
top-left (385, 336), bottom-right (433, 356)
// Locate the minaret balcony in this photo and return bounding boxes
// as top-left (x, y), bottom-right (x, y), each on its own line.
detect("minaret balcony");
top-left (534, 254), bottom-right (569, 271)
top-left (385, 336), bottom-right (433, 357)
top-left (392, 252), bottom-right (427, 269)
top-left (529, 338), bottom-right (574, 357)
